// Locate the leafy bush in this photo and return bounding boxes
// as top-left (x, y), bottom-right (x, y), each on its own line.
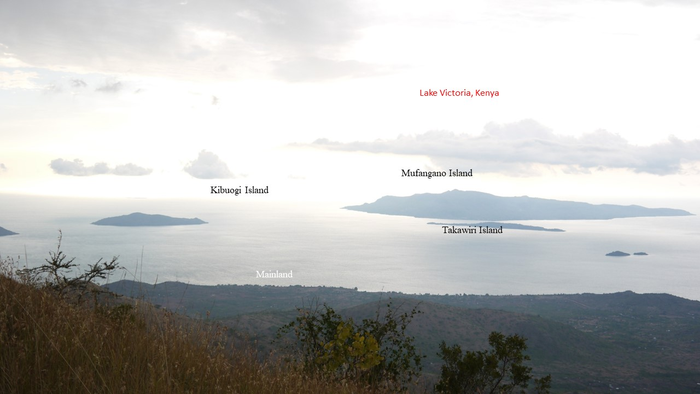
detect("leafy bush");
top-left (435, 331), bottom-right (551, 394)
top-left (276, 300), bottom-right (424, 391)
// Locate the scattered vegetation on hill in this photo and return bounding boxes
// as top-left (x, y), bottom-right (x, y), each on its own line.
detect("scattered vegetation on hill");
top-left (276, 300), bottom-right (425, 392)
top-left (0, 236), bottom-right (397, 393)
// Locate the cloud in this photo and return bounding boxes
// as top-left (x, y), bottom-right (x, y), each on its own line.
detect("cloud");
top-left (184, 150), bottom-right (234, 179)
top-left (0, 163), bottom-right (7, 172)
top-left (629, 0), bottom-right (700, 5)
top-left (272, 57), bottom-right (395, 82)
top-left (112, 163), bottom-right (153, 176)
top-left (211, 95), bottom-right (219, 105)
top-left (0, 0), bottom-right (376, 82)
top-left (96, 81), bottom-right (123, 93)
top-left (71, 79), bottom-right (87, 88)
top-left (309, 119), bottom-right (700, 176)
top-left (0, 51), bottom-right (30, 68)
top-left (50, 159), bottom-right (110, 176)
top-left (50, 158), bottom-right (152, 176)
top-left (44, 83), bottom-right (63, 94)
top-left (0, 70), bottom-right (40, 90)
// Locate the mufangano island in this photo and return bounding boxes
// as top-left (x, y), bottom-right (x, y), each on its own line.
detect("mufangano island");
top-left (401, 169), bottom-right (473, 179)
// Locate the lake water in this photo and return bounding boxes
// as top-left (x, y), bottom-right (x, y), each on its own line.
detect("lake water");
top-left (1, 194), bottom-right (699, 301)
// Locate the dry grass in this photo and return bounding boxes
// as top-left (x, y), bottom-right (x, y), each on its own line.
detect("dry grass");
top-left (0, 258), bottom-right (397, 394)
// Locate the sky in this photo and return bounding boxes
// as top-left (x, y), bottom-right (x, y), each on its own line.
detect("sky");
top-left (1, 0), bottom-right (700, 206)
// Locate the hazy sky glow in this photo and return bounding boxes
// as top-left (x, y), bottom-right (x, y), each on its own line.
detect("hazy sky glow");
top-left (1, 0), bottom-right (699, 204)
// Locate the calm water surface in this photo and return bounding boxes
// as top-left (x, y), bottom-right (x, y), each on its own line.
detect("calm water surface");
top-left (1, 194), bottom-right (699, 300)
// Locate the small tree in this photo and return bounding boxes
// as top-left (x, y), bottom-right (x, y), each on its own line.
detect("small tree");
top-left (314, 319), bottom-right (384, 379)
top-left (16, 230), bottom-right (120, 302)
top-left (276, 299), bottom-right (424, 391)
top-left (435, 331), bottom-right (551, 394)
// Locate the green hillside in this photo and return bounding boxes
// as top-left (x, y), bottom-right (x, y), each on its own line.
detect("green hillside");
top-left (105, 280), bottom-right (700, 393)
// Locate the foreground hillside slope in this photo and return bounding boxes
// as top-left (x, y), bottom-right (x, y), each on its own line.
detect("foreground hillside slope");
top-left (0, 274), bottom-right (395, 394)
top-left (105, 280), bottom-right (700, 393)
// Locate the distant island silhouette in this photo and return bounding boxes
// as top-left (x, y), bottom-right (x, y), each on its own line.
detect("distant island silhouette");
top-left (92, 212), bottom-right (207, 227)
top-left (0, 226), bottom-right (18, 236)
top-left (427, 221), bottom-right (564, 232)
top-left (606, 251), bottom-right (630, 257)
top-left (606, 251), bottom-right (649, 257)
top-left (344, 190), bottom-right (693, 220)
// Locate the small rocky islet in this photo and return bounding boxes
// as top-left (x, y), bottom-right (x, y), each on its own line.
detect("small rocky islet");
top-left (606, 251), bottom-right (648, 257)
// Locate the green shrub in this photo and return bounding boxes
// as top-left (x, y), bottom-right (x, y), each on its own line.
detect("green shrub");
top-left (277, 300), bottom-right (424, 391)
top-left (436, 331), bottom-right (551, 394)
